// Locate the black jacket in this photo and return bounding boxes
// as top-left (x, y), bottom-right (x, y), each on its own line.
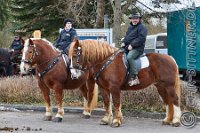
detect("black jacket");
top-left (54, 28), bottom-right (77, 51)
top-left (123, 21), bottom-right (147, 53)
top-left (10, 39), bottom-right (23, 50)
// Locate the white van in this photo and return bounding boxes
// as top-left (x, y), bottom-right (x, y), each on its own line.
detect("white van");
top-left (144, 33), bottom-right (167, 54)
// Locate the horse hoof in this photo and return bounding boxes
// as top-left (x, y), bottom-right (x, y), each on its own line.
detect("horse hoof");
top-left (52, 117), bottom-right (62, 122)
top-left (82, 114), bottom-right (90, 119)
top-left (162, 121), bottom-right (170, 125)
top-left (43, 116), bottom-right (52, 121)
top-left (100, 119), bottom-right (109, 125)
top-left (172, 122), bottom-right (180, 127)
top-left (111, 122), bottom-right (120, 127)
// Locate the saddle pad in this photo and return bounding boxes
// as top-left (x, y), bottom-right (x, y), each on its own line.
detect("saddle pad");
top-left (122, 53), bottom-right (149, 71)
top-left (139, 56), bottom-right (149, 69)
top-left (62, 54), bottom-right (69, 67)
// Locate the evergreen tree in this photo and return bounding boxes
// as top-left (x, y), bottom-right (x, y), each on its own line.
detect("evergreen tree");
top-left (8, 0), bottom-right (63, 37)
top-left (0, 0), bottom-right (9, 30)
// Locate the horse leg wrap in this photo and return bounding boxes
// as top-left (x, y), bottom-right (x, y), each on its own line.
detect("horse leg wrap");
top-left (112, 118), bottom-right (121, 127)
top-left (43, 112), bottom-right (52, 121)
top-left (82, 111), bottom-right (91, 119)
top-left (100, 114), bottom-right (113, 125)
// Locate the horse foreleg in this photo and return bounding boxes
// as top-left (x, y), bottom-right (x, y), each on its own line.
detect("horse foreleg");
top-left (53, 88), bottom-right (64, 122)
top-left (79, 83), bottom-right (90, 118)
top-left (79, 80), bottom-right (98, 119)
top-left (38, 82), bottom-right (52, 121)
top-left (99, 88), bottom-right (113, 125)
top-left (110, 87), bottom-right (122, 127)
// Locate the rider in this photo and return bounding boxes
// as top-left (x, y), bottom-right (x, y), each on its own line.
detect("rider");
top-left (54, 18), bottom-right (77, 54)
top-left (10, 35), bottom-right (24, 51)
top-left (121, 11), bottom-right (148, 86)
top-left (10, 33), bottom-right (25, 74)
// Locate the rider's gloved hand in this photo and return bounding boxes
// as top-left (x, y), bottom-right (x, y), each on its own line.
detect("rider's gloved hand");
top-left (121, 43), bottom-right (125, 48)
top-left (128, 45), bottom-right (133, 51)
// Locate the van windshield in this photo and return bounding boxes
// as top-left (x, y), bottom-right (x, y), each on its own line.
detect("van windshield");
top-left (156, 36), bottom-right (167, 49)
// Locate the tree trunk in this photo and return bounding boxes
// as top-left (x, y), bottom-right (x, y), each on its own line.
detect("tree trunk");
top-left (110, 0), bottom-right (121, 46)
top-left (95, 0), bottom-right (105, 28)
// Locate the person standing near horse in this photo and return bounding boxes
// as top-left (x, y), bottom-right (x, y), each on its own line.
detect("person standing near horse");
top-left (54, 18), bottom-right (77, 54)
top-left (121, 11), bottom-right (147, 86)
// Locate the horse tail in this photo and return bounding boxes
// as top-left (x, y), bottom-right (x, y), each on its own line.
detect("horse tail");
top-left (90, 83), bottom-right (98, 110)
top-left (175, 66), bottom-right (181, 106)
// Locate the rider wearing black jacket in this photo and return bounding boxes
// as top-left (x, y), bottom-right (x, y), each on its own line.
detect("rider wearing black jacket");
top-left (123, 20), bottom-right (147, 53)
top-left (121, 11), bottom-right (148, 86)
top-left (10, 36), bottom-right (23, 51)
top-left (54, 18), bottom-right (77, 54)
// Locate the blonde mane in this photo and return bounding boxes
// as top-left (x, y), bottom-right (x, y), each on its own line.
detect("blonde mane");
top-left (69, 40), bottom-right (118, 63)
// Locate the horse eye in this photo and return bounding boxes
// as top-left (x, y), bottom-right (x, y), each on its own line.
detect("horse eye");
top-left (29, 51), bottom-right (33, 53)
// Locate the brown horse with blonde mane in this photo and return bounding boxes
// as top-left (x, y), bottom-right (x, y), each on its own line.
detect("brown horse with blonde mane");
top-left (68, 39), bottom-right (181, 127)
top-left (20, 38), bottom-right (98, 122)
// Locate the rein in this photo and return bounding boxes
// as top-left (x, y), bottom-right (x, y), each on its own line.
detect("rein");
top-left (21, 44), bottom-right (38, 64)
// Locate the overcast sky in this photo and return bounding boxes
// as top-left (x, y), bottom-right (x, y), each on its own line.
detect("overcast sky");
top-left (136, 0), bottom-right (200, 12)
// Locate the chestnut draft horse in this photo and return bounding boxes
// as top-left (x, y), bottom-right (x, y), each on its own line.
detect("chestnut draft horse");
top-left (68, 39), bottom-right (181, 127)
top-left (20, 38), bottom-right (98, 122)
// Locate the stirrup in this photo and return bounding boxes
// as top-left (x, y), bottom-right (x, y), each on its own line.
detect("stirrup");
top-left (128, 76), bottom-right (140, 86)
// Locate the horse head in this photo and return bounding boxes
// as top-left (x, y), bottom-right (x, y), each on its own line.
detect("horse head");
top-left (20, 39), bottom-right (39, 74)
top-left (68, 38), bottom-right (84, 79)
top-left (69, 39), bottom-right (116, 79)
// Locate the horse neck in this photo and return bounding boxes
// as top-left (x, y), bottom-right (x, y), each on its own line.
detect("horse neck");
top-left (82, 46), bottom-right (116, 65)
top-left (35, 44), bottom-right (59, 69)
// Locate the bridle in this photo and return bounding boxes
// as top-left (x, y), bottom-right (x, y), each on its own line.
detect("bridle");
top-left (74, 46), bottom-right (82, 70)
top-left (21, 44), bottom-right (38, 65)
top-left (69, 46), bottom-right (83, 71)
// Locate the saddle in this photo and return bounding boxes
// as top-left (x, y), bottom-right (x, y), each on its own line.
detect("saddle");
top-left (94, 50), bottom-right (150, 82)
top-left (123, 53), bottom-right (149, 70)
top-left (122, 53), bottom-right (149, 80)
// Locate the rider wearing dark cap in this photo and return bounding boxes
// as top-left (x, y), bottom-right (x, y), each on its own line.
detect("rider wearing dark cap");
top-left (121, 11), bottom-right (148, 86)
top-left (10, 35), bottom-right (23, 51)
top-left (54, 18), bottom-right (77, 54)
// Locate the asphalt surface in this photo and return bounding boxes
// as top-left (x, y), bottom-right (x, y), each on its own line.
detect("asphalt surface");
top-left (0, 110), bottom-right (200, 133)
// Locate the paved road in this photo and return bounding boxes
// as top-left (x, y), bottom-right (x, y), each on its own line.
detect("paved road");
top-left (0, 111), bottom-right (200, 133)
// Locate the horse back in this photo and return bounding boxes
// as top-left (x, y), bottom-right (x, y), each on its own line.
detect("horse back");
top-left (146, 53), bottom-right (178, 82)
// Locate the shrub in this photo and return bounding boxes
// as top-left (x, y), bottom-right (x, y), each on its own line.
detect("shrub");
top-left (0, 76), bottom-right (199, 114)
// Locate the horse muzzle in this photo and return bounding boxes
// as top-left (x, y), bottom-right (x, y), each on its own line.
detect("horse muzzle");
top-left (70, 68), bottom-right (83, 80)
top-left (20, 62), bottom-right (33, 75)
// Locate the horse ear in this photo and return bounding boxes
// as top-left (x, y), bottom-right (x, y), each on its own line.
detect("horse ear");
top-left (73, 37), bottom-right (78, 42)
top-left (29, 39), bottom-right (34, 46)
top-left (73, 37), bottom-right (79, 47)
